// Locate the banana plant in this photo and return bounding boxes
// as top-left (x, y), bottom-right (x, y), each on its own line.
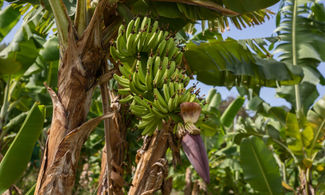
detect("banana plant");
top-left (0, 0), bottom-right (294, 194)
top-left (273, 1), bottom-right (325, 193)
top-left (0, 103), bottom-right (45, 194)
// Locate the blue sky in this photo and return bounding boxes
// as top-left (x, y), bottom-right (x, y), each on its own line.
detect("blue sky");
top-left (2, 1), bottom-right (325, 108)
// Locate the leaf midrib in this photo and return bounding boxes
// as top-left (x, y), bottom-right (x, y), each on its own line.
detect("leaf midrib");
top-left (249, 140), bottom-right (273, 195)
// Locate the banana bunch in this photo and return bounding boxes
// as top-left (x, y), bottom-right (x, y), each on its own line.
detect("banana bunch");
top-left (111, 17), bottom-right (198, 135)
top-left (110, 17), bottom-right (183, 63)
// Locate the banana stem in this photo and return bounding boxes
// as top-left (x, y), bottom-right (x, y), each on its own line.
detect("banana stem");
top-left (292, 1), bottom-right (309, 193)
top-left (100, 65), bottom-right (113, 195)
top-left (48, 0), bottom-right (70, 48)
top-left (0, 76), bottom-right (11, 134)
top-left (292, 0), bottom-right (302, 118)
top-left (74, 0), bottom-right (87, 38)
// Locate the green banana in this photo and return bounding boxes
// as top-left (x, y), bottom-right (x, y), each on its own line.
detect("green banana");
top-left (151, 20), bottom-right (159, 33)
top-left (163, 38), bottom-right (174, 57)
top-left (130, 77), bottom-right (145, 96)
top-left (136, 60), bottom-right (146, 83)
top-left (120, 94), bottom-right (133, 103)
top-left (155, 30), bottom-right (164, 46)
top-left (145, 57), bottom-right (154, 91)
top-left (145, 17), bottom-right (151, 33)
top-left (141, 112), bottom-right (156, 120)
top-left (180, 90), bottom-right (191, 102)
top-left (145, 68), bottom-right (153, 92)
top-left (134, 17), bottom-right (141, 33)
top-left (138, 117), bottom-right (155, 129)
top-left (168, 45), bottom-right (178, 60)
top-left (137, 32), bottom-right (146, 52)
top-left (161, 57), bottom-right (169, 73)
top-left (161, 71), bottom-right (168, 86)
top-left (153, 56), bottom-right (161, 76)
top-left (131, 104), bottom-right (149, 116)
top-left (141, 119), bottom-right (158, 135)
top-left (133, 96), bottom-right (151, 109)
top-left (157, 39), bottom-right (167, 55)
top-left (134, 33), bottom-right (141, 52)
top-left (133, 71), bottom-right (146, 92)
top-left (175, 52), bottom-right (183, 66)
top-left (162, 83), bottom-right (170, 101)
top-left (173, 93), bottom-right (180, 110)
top-left (146, 56), bottom-right (154, 71)
top-left (169, 82), bottom-right (175, 97)
top-left (118, 88), bottom-right (131, 95)
top-left (126, 33), bottom-right (136, 54)
top-left (151, 104), bottom-right (167, 118)
top-left (183, 76), bottom-right (190, 86)
top-left (113, 74), bottom-right (130, 88)
top-left (167, 98), bottom-right (174, 112)
top-left (167, 61), bottom-right (176, 78)
top-left (118, 24), bottom-right (125, 35)
top-left (116, 34), bottom-right (128, 56)
top-left (140, 17), bottom-right (148, 32)
top-left (147, 32), bottom-right (158, 49)
top-left (154, 88), bottom-right (168, 108)
top-left (189, 94), bottom-right (197, 102)
top-left (110, 46), bottom-right (122, 61)
top-left (126, 19), bottom-right (135, 38)
top-left (171, 69), bottom-right (180, 80)
top-left (173, 82), bottom-right (180, 92)
top-left (177, 82), bottom-right (184, 92)
top-left (153, 99), bottom-right (168, 114)
top-left (119, 64), bottom-right (132, 79)
top-left (153, 57), bottom-right (168, 87)
top-left (153, 67), bottom-right (162, 87)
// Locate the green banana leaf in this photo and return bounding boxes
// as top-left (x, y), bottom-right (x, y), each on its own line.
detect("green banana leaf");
top-left (273, 2), bottom-right (325, 106)
top-left (240, 136), bottom-right (283, 195)
top-left (0, 103), bottom-right (45, 194)
top-left (285, 113), bottom-right (314, 155)
top-left (222, 0), bottom-right (280, 13)
top-left (275, 2), bottom-right (325, 64)
top-left (184, 38), bottom-right (302, 87)
top-left (0, 24), bottom-right (40, 76)
top-left (0, 4), bottom-right (21, 42)
top-left (220, 96), bottom-right (245, 127)
top-left (307, 95), bottom-right (325, 151)
top-left (129, 0), bottom-right (276, 32)
top-left (276, 82), bottom-right (319, 114)
top-left (39, 36), bottom-right (59, 62)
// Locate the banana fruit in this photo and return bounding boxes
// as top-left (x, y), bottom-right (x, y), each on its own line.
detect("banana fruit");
top-left (111, 17), bottom-right (199, 135)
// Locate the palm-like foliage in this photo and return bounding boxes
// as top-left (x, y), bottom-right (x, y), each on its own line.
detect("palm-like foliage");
top-left (127, 0), bottom-right (278, 33)
top-left (275, 0), bottom-right (325, 113)
top-left (307, 95), bottom-right (325, 149)
top-left (184, 31), bottom-right (302, 88)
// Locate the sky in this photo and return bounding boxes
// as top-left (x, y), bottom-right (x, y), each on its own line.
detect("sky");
top-left (1, 1), bottom-right (325, 108)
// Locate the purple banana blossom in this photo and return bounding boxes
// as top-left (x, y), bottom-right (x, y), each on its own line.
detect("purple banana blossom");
top-left (182, 133), bottom-right (210, 184)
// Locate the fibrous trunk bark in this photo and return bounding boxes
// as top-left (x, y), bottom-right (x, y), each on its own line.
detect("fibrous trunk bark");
top-left (184, 167), bottom-right (192, 195)
top-left (128, 121), bottom-right (173, 195)
top-left (35, 8), bottom-right (108, 194)
top-left (97, 90), bottom-right (127, 195)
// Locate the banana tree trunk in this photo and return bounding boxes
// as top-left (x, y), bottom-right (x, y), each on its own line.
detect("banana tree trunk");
top-left (35, 13), bottom-right (107, 194)
top-left (128, 121), bottom-right (173, 195)
top-left (97, 91), bottom-right (127, 195)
